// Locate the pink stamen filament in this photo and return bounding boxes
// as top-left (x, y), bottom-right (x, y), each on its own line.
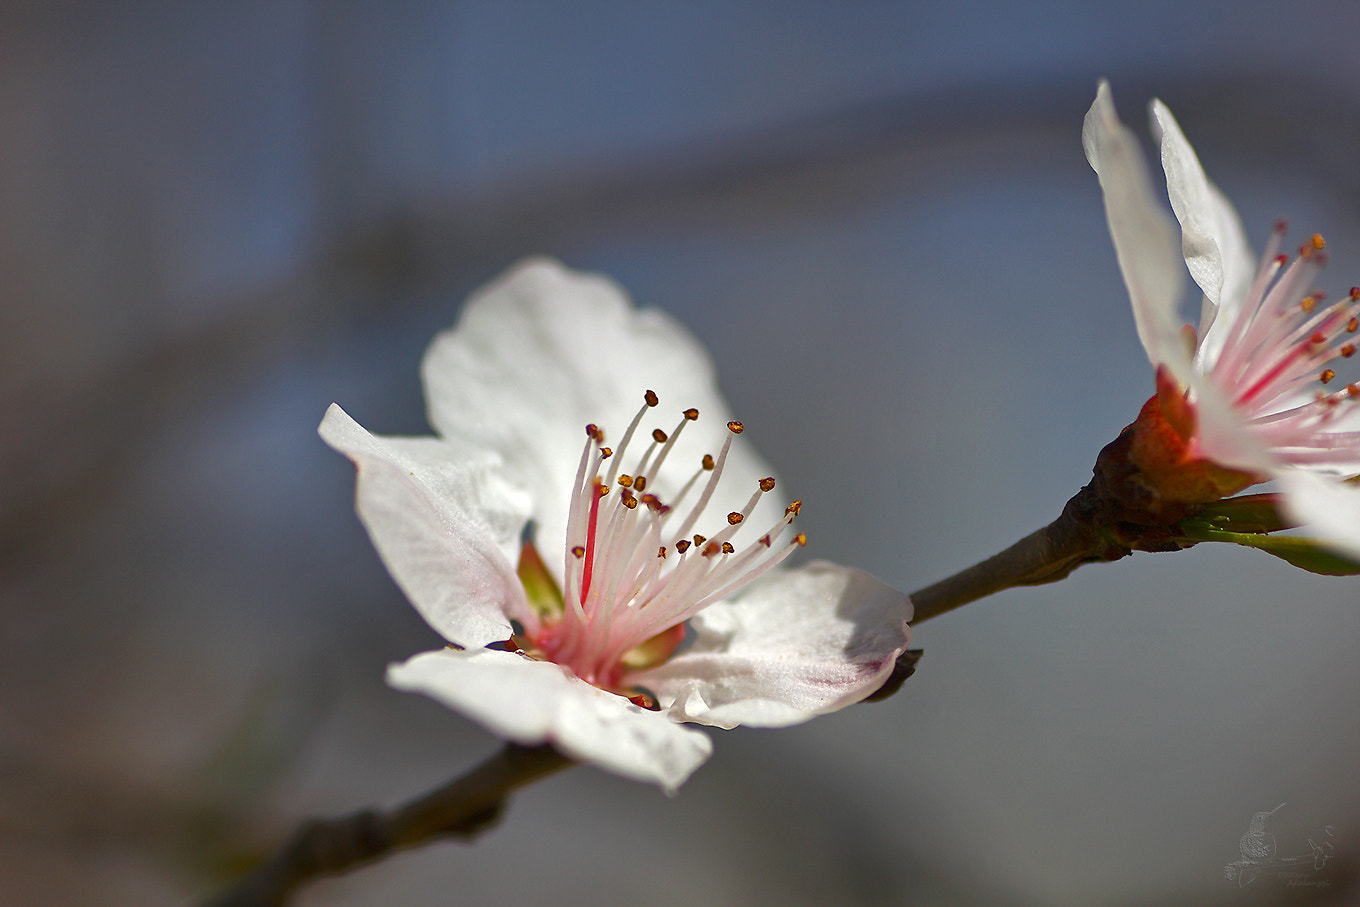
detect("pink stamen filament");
top-left (533, 393), bottom-right (801, 692)
top-left (1198, 225), bottom-right (1360, 470)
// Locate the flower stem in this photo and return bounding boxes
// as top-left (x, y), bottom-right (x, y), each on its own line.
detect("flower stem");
top-left (908, 512), bottom-right (1109, 624)
top-left (199, 743), bottom-right (574, 907)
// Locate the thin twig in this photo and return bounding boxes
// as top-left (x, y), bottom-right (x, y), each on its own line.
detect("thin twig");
top-left (908, 513), bottom-right (1107, 624)
top-left (200, 743), bottom-right (574, 907)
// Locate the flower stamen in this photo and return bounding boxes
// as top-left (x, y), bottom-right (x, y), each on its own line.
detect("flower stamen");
top-left (539, 394), bottom-right (804, 689)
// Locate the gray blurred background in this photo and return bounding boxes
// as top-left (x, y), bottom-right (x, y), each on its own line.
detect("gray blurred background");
top-left (4, 2), bottom-right (1360, 905)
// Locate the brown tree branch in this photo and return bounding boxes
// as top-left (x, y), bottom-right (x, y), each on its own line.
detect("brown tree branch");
top-left (199, 743), bottom-right (574, 907)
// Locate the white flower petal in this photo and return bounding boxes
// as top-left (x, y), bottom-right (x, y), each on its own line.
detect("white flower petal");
top-left (1083, 82), bottom-right (1190, 377)
top-left (1187, 375), bottom-right (1277, 476)
top-left (1274, 470), bottom-right (1360, 560)
top-left (1150, 99), bottom-right (1257, 368)
top-left (319, 404), bottom-right (532, 648)
top-left (636, 563), bottom-right (913, 729)
top-left (388, 647), bottom-right (713, 793)
top-left (421, 258), bottom-right (775, 572)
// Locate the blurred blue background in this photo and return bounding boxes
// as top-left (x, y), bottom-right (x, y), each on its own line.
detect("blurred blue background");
top-left (4, 2), bottom-right (1360, 904)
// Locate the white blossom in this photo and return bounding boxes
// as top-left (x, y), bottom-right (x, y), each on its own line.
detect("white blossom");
top-left (321, 259), bottom-right (913, 791)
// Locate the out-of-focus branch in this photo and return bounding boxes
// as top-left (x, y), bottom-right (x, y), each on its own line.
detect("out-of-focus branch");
top-left (200, 743), bottom-right (574, 907)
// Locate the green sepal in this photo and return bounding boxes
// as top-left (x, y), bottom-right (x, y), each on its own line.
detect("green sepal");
top-left (1190, 493), bottom-right (1294, 534)
top-left (516, 540), bottom-right (565, 620)
top-left (1177, 523), bottom-right (1360, 576)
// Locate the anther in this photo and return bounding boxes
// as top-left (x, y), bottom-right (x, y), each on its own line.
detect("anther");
top-left (657, 546), bottom-right (667, 559)
top-left (693, 534), bottom-right (707, 545)
top-left (701, 454), bottom-right (715, 471)
top-left (634, 476), bottom-right (648, 492)
top-left (793, 533), bottom-right (807, 546)
top-left (702, 542), bottom-right (722, 557)
top-left (652, 428), bottom-right (668, 443)
top-left (1313, 233), bottom-right (1327, 250)
top-left (1350, 384), bottom-right (1360, 397)
top-left (727, 420), bottom-right (744, 434)
top-left (1349, 317), bottom-right (1359, 333)
top-left (586, 423), bottom-right (602, 441)
top-left (727, 512), bottom-right (744, 525)
top-left (683, 408), bottom-right (699, 421)
top-left (1351, 287), bottom-right (1360, 302)
top-left (759, 477), bottom-right (776, 492)
top-left (644, 390), bottom-right (659, 407)
top-left (600, 447), bottom-right (613, 459)
top-left (621, 490), bottom-right (638, 509)
top-left (641, 493), bottom-right (661, 511)
top-left (759, 534), bottom-right (772, 548)
top-left (618, 475), bottom-right (634, 488)
top-left (1300, 296), bottom-right (1317, 314)
top-left (1343, 344), bottom-right (1356, 358)
top-left (785, 501), bottom-right (802, 518)
top-left (572, 545), bottom-right (586, 558)
top-left (721, 542), bottom-right (735, 554)
top-left (675, 539), bottom-right (692, 553)
top-left (1321, 369), bottom-right (1336, 384)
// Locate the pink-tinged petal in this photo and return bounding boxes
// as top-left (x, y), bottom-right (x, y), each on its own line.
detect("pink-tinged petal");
top-left (635, 563), bottom-right (912, 729)
top-left (421, 258), bottom-right (775, 572)
top-left (1188, 375), bottom-right (1277, 475)
top-left (319, 404), bottom-right (532, 648)
top-left (1083, 82), bottom-right (1189, 378)
top-left (1274, 470), bottom-right (1360, 560)
top-left (1150, 99), bottom-right (1257, 368)
top-left (387, 647), bottom-right (713, 793)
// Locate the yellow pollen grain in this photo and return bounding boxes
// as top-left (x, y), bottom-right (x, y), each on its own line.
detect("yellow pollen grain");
top-left (600, 447), bottom-right (612, 459)
top-left (1300, 296), bottom-right (1317, 313)
top-left (1321, 369), bottom-right (1337, 384)
top-left (693, 534), bottom-right (707, 545)
top-left (572, 545), bottom-right (585, 558)
top-left (1312, 233), bottom-right (1326, 249)
top-left (785, 500), bottom-right (802, 518)
top-left (721, 541), bottom-right (735, 554)
top-left (618, 474), bottom-right (634, 487)
top-left (727, 512), bottom-right (744, 525)
top-left (759, 477), bottom-right (776, 492)
top-left (793, 533), bottom-right (807, 546)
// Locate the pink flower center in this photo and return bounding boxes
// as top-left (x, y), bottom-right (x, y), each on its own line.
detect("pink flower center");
top-left (1207, 223), bottom-right (1360, 461)
top-left (524, 391), bottom-right (805, 696)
